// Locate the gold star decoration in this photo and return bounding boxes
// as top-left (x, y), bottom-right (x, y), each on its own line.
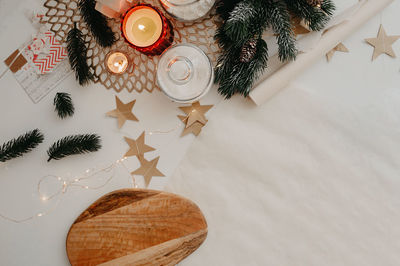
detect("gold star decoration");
top-left (179, 101), bottom-right (213, 128)
top-left (178, 115), bottom-right (205, 137)
top-left (291, 17), bottom-right (310, 37)
top-left (131, 156), bottom-right (165, 187)
top-left (106, 96), bottom-right (139, 128)
top-left (365, 25), bottom-right (400, 61)
top-left (124, 131), bottom-right (155, 158)
top-left (326, 43), bottom-right (349, 62)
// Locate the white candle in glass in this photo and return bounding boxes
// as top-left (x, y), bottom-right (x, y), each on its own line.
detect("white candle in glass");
top-left (106, 51), bottom-right (129, 74)
top-left (123, 6), bottom-right (163, 48)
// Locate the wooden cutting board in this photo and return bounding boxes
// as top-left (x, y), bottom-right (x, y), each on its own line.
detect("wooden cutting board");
top-left (66, 189), bottom-right (208, 266)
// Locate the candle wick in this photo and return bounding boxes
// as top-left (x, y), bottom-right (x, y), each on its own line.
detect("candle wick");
top-left (138, 24), bottom-right (146, 31)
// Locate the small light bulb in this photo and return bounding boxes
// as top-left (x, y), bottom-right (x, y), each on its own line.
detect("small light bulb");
top-left (138, 24), bottom-right (145, 31)
top-left (37, 213), bottom-right (43, 217)
top-left (41, 196), bottom-right (48, 201)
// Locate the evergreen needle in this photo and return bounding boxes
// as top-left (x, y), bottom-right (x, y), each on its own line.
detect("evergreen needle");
top-left (0, 129), bottom-right (44, 162)
top-left (54, 92), bottom-right (75, 119)
top-left (47, 134), bottom-right (102, 162)
top-left (67, 23), bottom-right (94, 86)
top-left (215, 0), bottom-right (335, 98)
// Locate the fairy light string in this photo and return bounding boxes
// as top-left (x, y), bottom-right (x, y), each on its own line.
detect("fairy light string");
top-left (0, 111), bottom-right (196, 223)
top-left (0, 156), bottom-right (135, 223)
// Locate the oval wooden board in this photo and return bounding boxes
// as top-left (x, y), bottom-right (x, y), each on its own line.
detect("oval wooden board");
top-left (66, 189), bottom-right (207, 266)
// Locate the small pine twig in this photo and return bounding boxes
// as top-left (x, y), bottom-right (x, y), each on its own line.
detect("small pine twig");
top-left (54, 92), bottom-right (75, 119)
top-left (47, 134), bottom-right (102, 162)
top-left (78, 0), bottom-right (116, 47)
top-left (67, 23), bottom-right (93, 86)
top-left (67, 23), bottom-right (94, 86)
top-left (0, 129), bottom-right (44, 162)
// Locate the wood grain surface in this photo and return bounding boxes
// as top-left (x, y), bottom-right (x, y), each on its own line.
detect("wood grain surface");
top-left (66, 189), bottom-right (208, 266)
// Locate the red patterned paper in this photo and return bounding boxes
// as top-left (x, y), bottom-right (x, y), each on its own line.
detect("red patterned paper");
top-left (28, 31), bottom-right (68, 74)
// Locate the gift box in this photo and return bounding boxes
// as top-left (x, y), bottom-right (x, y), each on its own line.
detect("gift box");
top-left (95, 0), bottom-right (133, 18)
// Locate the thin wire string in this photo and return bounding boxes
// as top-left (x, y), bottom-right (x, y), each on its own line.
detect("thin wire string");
top-left (0, 157), bottom-right (134, 223)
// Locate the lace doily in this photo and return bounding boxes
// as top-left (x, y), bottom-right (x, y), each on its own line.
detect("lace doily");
top-left (41, 0), bottom-right (220, 93)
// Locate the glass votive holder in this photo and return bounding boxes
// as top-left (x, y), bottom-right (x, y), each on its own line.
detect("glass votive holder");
top-left (121, 4), bottom-right (174, 56)
top-left (157, 43), bottom-right (213, 103)
top-left (158, 0), bottom-right (216, 22)
top-left (105, 50), bottom-right (131, 75)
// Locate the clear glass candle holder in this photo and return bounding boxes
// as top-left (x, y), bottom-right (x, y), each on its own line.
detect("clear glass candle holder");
top-left (157, 43), bottom-right (213, 103)
top-left (159, 0), bottom-right (216, 22)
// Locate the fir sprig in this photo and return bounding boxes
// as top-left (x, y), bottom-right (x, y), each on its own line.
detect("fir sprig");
top-left (78, 0), bottom-right (116, 47)
top-left (284, 0), bottom-right (334, 31)
top-left (215, 36), bottom-right (268, 98)
top-left (54, 92), bottom-right (75, 119)
top-left (67, 23), bottom-right (94, 86)
top-left (47, 134), bottom-right (102, 162)
top-left (215, 0), bottom-right (335, 98)
top-left (0, 129), bottom-right (44, 162)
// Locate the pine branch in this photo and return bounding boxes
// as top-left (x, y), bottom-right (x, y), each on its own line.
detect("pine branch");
top-left (284, 0), bottom-right (334, 31)
top-left (67, 23), bottom-right (94, 86)
top-left (78, 0), bottom-right (116, 47)
top-left (47, 134), bottom-right (102, 162)
top-left (320, 0), bottom-right (335, 17)
top-left (224, 0), bottom-right (266, 43)
top-left (265, 0), bottom-right (297, 61)
top-left (54, 92), bottom-right (75, 119)
top-left (0, 129), bottom-right (44, 162)
top-left (215, 37), bottom-right (268, 98)
top-left (216, 0), bottom-right (243, 21)
top-left (214, 0), bottom-right (335, 99)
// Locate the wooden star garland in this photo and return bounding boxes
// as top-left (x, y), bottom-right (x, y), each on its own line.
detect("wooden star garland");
top-left (178, 115), bottom-right (205, 137)
top-left (365, 25), bottom-right (400, 61)
top-left (124, 132), bottom-right (155, 158)
top-left (106, 96), bottom-right (139, 128)
top-left (179, 101), bottom-right (213, 128)
top-left (326, 43), bottom-right (349, 62)
top-left (291, 17), bottom-right (310, 37)
top-left (131, 156), bottom-right (165, 187)
top-left (178, 101), bottom-right (213, 137)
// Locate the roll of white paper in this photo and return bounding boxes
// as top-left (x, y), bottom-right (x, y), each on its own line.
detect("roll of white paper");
top-left (249, 0), bottom-right (394, 106)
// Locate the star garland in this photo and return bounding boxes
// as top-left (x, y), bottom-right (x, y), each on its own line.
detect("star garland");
top-left (178, 101), bottom-right (213, 137)
top-left (365, 25), bottom-right (400, 61)
top-left (106, 96), bottom-right (139, 128)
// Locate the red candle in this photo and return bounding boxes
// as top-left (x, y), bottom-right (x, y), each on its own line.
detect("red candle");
top-left (121, 4), bottom-right (174, 56)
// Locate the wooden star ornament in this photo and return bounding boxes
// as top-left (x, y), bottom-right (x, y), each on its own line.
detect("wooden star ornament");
top-left (106, 96), bottom-right (139, 128)
top-left (326, 43), bottom-right (349, 62)
top-left (178, 115), bottom-right (205, 137)
top-left (291, 17), bottom-right (310, 37)
top-left (124, 131), bottom-right (155, 158)
top-left (179, 101), bottom-right (213, 128)
top-left (131, 156), bottom-right (165, 187)
top-left (365, 25), bottom-right (400, 61)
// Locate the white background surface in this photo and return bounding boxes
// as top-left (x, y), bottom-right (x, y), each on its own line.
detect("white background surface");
top-left (168, 1), bottom-right (400, 266)
top-left (0, 0), bottom-right (400, 265)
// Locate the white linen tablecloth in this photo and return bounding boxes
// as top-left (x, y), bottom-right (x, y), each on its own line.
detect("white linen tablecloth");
top-left (167, 84), bottom-right (400, 265)
top-left (166, 2), bottom-right (400, 265)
